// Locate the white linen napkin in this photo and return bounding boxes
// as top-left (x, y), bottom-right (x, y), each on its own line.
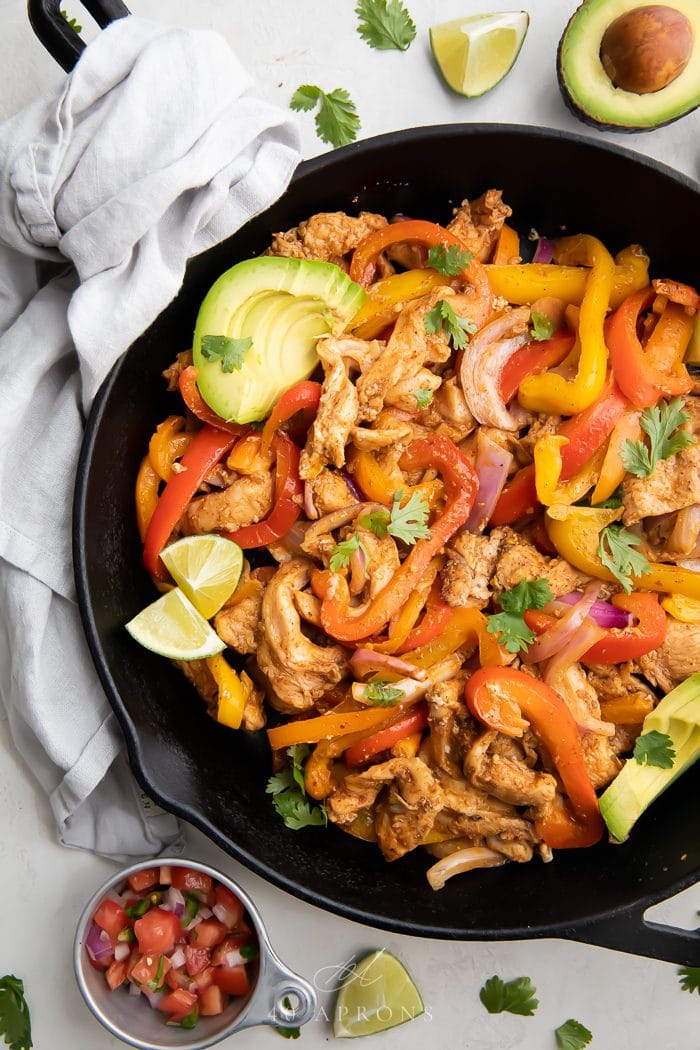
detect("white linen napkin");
top-left (0, 15), bottom-right (300, 861)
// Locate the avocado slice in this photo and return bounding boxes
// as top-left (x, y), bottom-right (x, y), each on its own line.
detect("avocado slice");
top-left (557, 0), bottom-right (700, 131)
top-left (599, 672), bottom-right (700, 841)
top-left (193, 257), bottom-right (365, 423)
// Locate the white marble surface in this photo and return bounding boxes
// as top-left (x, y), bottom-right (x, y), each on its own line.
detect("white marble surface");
top-left (0, 1), bottom-right (698, 1048)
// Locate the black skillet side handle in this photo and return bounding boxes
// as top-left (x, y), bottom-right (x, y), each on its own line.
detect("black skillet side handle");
top-left (28, 0), bottom-right (130, 72)
top-left (565, 903), bottom-right (700, 966)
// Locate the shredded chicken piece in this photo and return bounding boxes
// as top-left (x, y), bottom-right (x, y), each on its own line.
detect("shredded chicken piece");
top-left (162, 350), bottom-right (193, 392)
top-left (637, 619), bottom-right (700, 692)
top-left (586, 662), bottom-right (657, 707)
top-left (420, 375), bottom-right (477, 444)
top-left (186, 473), bottom-right (273, 534)
top-left (485, 835), bottom-right (534, 863)
top-left (256, 558), bottom-right (348, 713)
top-left (447, 189), bottom-right (512, 261)
top-left (465, 730), bottom-right (557, 807)
top-left (518, 414), bottom-right (562, 459)
top-left (426, 674), bottom-right (476, 775)
top-left (300, 339), bottom-right (360, 479)
top-left (581, 733), bottom-right (623, 790)
top-left (491, 526), bottom-right (590, 596)
top-left (214, 568), bottom-right (269, 655)
top-left (174, 658), bottom-right (266, 731)
top-left (266, 211), bottom-right (387, 264)
top-left (622, 443), bottom-right (700, 524)
top-left (351, 416), bottom-right (414, 451)
top-left (432, 770), bottom-right (537, 843)
top-left (442, 530), bottom-right (504, 609)
top-left (293, 589), bottom-right (322, 627)
top-left (306, 469), bottom-right (356, 517)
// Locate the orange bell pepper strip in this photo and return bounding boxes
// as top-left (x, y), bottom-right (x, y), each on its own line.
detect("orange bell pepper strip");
top-left (348, 269), bottom-right (450, 340)
top-left (267, 706), bottom-right (397, 750)
top-left (148, 416), bottom-right (193, 483)
top-left (343, 704), bottom-right (429, 768)
top-left (178, 366), bottom-right (248, 437)
top-left (365, 557), bottom-right (442, 654)
top-left (607, 288), bottom-right (692, 408)
top-left (222, 433), bottom-right (302, 550)
top-left (465, 667), bottom-right (604, 849)
top-left (498, 330), bottom-right (575, 403)
top-left (403, 606), bottom-right (506, 669)
top-left (591, 407), bottom-right (641, 505)
top-left (135, 456), bottom-right (160, 542)
top-left (349, 219), bottom-right (492, 326)
top-left (644, 301), bottom-right (695, 376)
top-left (348, 448), bottom-right (442, 509)
top-left (491, 224), bottom-right (520, 265)
top-left (599, 695), bottom-right (655, 724)
top-left (317, 436), bottom-right (478, 642)
top-left (260, 380), bottom-right (322, 454)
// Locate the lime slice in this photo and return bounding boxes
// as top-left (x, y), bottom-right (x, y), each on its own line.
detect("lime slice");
top-left (333, 950), bottom-right (424, 1038)
top-left (430, 11), bottom-right (529, 98)
top-left (160, 535), bottom-right (244, 619)
top-left (126, 588), bottom-right (226, 660)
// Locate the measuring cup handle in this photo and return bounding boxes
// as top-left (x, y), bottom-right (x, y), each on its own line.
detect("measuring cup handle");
top-left (239, 947), bottom-right (317, 1031)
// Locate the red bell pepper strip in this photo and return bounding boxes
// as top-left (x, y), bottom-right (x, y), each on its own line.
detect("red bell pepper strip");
top-left (465, 667), bottom-right (604, 848)
top-left (318, 436), bottom-right (478, 642)
top-left (344, 704), bottom-right (428, 768)
top-left (221, 433), bottom-right (302, 549)
top-left (607, 289), bottom-right (692, 408)
top-left (178, 366), bottom-right (248, 437)
top-left (143, 425), bottom-right (238, 579)
top-left (394, 585), bottom-right (452, 655)
top-left (260, 380), bottom-right (322, 454)
top-left (498, 330), bottom-right (575, 404)
top-left (349, 219), bottom-right (492, 326)
top-left (489, 464), bottom-right (538, 526)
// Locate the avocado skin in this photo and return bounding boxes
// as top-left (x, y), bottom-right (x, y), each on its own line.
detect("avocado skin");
top-left (556, 0), bottom-right (700, 133)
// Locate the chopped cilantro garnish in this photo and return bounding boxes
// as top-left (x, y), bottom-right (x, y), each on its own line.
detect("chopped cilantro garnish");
top-left (329, 533), bottom-right (367, 572)
top-left (200, 334), bottom-right (252, 373)
top-left (266, 745), bottom-right (328, 831)
top-left (426, 243), bottom-right (473, 276)
top-left (621, 397), bottom-right (695, 478)
top-left (424, 299), bottom-right (477, 350)
top-left (364, 680), bottom-right (405, 706)
top-left (486, 578), bottom-right (553, 654)
top-left (596, 523), bottom-right (650, 594)
top-left (634, 730), bottom-right (676, 769)
top-left (530, 311), bottom-right (554, 342)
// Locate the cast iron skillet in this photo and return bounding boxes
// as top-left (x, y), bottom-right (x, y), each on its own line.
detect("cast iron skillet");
top-left (34, 0), bottom-right (700, 964)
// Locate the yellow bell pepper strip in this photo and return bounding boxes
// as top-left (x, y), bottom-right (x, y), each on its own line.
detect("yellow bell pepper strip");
top-left (317, 436), bottom-right (478, 642)
top-left (534, 435), bottom-right (604, 507)
top-left (545, 503), bottom-right (700, 601)
top-left (518, 235), bottom-right (615, 415)
top-left (267, 706), bottom-right (397, 750)
top-left (485, 244), bottom-right (649, 310)
top-left (391, 730), bottom-right (423, 758)
top-left (661, 595), bottom-right (700, 624)
top-left (591, 407), bottom-right (642, 505)
top-left (347, 448), bottom-right (442, 509)
top-left (403, 606), bottom-right (506, 669)
top-left (491, 224), bottom-right (520, 265)
top-left (207, 655), bottom-right (253, 730)
top-left (148, 416), bottom-right (193, 483)
top-left (348, 269), bottom-right (450, 340)
top-left (599, 695), bottom-right (655, 724)
top-left (135, 456), bottom-right (160, 542)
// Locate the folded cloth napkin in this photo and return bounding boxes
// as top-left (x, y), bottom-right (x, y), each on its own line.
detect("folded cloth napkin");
top-left (0, 15), bottom-right (300, 861)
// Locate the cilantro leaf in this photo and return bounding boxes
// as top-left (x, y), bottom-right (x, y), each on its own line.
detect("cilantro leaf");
top-left (288, 744), bottom-right (311, 792)
top-left (596, 523), bottom-right (650, 594)
top-left (479, 975), bottom-right (538, 1016)
top-left (266, 747), bottom-right (327, 831)
top-left (0, 975), bottom-right (32, 1050)
top-left (355, 0), bottom-right (416, 50)
top-left (60, 8), bottom-right (82, 32)
top-left (364, 680), bottom-right (405, 706)
top-left (679, 967), bottom-right (700, 994)
top-left (276, 997), bottom-right (301, 1039)
top-left (414, 388), bottom-right (434, 409)
top-left (498, 578), bottom-right (553, 615)
top-left (634, 730), bottom-right (676, 769)
top-left (358, 509), bottom-right (390, 538)
top-left (387, 489), bottom-right (431, 545)
top-left (427, 243), bottom-right (473, 276)
top-left (329, 533), bottom-right (367, 572)
top-left (555, 1018), bottom-right (593, 1050)
top-left (200, 334), bottom-right (252, 373)
top-left (424, 299), bottom-right (477, 350)
top-left (486, 613), bottom-right (536, 654)
top-left (291, 84), bottom-right (360, 148)
top-left (530, 311), bottom-right (554, 342)
top-left (621, 397), bottom-right (695, 478)
top-left (595, 485), bottom-right (623, 509)
top-left (486, 578), bottom-right (553, 654)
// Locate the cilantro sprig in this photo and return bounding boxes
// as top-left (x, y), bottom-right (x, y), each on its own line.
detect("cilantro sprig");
top-left (424, 299), bottom-right (477, 350)
top-left (360, 490), bottom-right (430, 546)
top-left (486, 578), bottom-right (553, 654)
top-left (427, 242), bottom-right (473, 276)
top-left (596, 523), bottom-right (650, 594)
top-left (555, 1019), bottom-right (593, 1050)
top-left (634, 730), bottom-right (676, 769)
top-left (479, 975), bottom-right (538, 1016)
top-left (355, 0), bottom-right (416, 51)
top-left (530, 311), bottom-right (554, 342)
top-left (621, 397), bottom-right (695, 478)
top-left (364, 680), bottom-right (405, 706)
top-left (679, 966), bottom-right (700, 994)
top-left (200, 334), bottom-right (252, 373)
top-left (266, 745), bottom-right (327, 831)
top-left (329, 533), bottom-right (368, 572)
top-left (0, 975), bottom-right (32, 1050)
top-left (290, 85), bottom-right (360, 149)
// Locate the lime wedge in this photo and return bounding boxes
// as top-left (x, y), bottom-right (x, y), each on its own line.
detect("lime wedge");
top-left (333, 950), bottom-right (424, 1038)
top-left (160, 535), bottom-right (244, 619)
top-left (126, 588), bottom-right (226, 661)
top-left (430, 11), bottom-right (529, 98)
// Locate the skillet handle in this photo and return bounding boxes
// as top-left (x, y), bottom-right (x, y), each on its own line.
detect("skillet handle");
top-left (565, 906), bottom-right (699, 966)
top-left (28, 0), bottom-right (130, 72)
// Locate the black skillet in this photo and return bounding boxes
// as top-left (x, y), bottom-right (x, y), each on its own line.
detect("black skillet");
top-left (31, 0), bottom-right (700, 963)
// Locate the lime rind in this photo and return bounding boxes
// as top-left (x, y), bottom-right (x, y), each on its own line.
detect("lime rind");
top-left (333, 949), bottom-right (424, 1038)
top-left (430, 11), bottom-right (530, 98)
top-left (126, 588), bottom-right (226, 661)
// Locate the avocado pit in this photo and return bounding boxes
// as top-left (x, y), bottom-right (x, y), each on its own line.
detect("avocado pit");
top-left (600, 4), bottom-right (693, 94)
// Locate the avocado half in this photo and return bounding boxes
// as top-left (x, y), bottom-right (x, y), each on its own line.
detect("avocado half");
top-left (557, 0), bottom-right (700, 132)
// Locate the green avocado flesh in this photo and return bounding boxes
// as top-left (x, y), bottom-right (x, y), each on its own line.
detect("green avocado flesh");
top-left (599, 672), bottom-right (700, 841)
top-left (558, 0), bottom-right (700, 130)
top-left (193, 257), bottom-right (366, 424)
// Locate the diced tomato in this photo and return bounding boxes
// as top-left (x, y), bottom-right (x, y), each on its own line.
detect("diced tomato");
top-left (93, 899), bottom-right (129, 942)
top-left (192, 966), bottom-right (216, 992)
top-left (199, 985), bottom-right (227, 1016)
top-left (212, 935), bottom-right (252, 967)
top-left (171, 868), bottom-right (213, 894)
top-left (158, 988), bottom-right (198, 1017)
top-left (129, 952), bottom-right (172, 987)
top-left (166, 967), bottom-right (192, 992)
top-left (194, 919), bottom-right (227, 948)
top-left (213, 884), bottom-right (245, 929)
top-left (185, 945), bottom-right (211, 977)
top-left (134, 908), bottom-right (181, 955)
top-left (126, 868), bottom-right (159, 893)
top-left (105, 959), bottom-right (128, 991)
top-left (87, 954), bottom-right (111, 972)
top-left (212, 965), bottom-right (251, 998)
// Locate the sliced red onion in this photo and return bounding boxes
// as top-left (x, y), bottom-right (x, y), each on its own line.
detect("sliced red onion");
top-left (532, 237), bottom-right (554, 264)
top-left (165, 887), bottom-right (186, 917)
top-left (351, 653), bottom-right (462, 705)
top-left (225, 949), bottom-right (246, 968)
top-left (460, 307), bottom-right (531, 431)
top-left (544, 620), bottom-right (615, 737)
top-left (464, 431), bottom-right (513, 533)
top-left (86, 923), bottom-right (114, 963)
top-left (303, 480), bottom-right (318, 520)
top-left (114, 942), bottom-right (131, 963)
top-left (349, 649), bottom-right (427, 681)
top-left (129, 981), bottom-right (141, 997)
top-left (551, 592), bottom-right (631, 630)
top-left (523, 584), bottom-right (600, 663)
top-left (390, 213), bottom-right (414, 223)
top-left (212, 903), bottom-right (230, 925)
top-left (159, 865), bottom-right (172, 885)
top-left (349, 544), bottom-right (368, 595)
top-left (170, 947), bottom-right (186, 970)
top-left (340, 467), bottom-right (364, 502)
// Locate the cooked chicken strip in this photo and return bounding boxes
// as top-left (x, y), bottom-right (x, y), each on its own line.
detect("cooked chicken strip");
top-left (214, 568), bottom-right (269, 655)
top-left (300, 338), bottom-right (360, 479)
top-left (465, 730), bottom-right (557, 807)
top-left (637, 619), bottom-right (700, 692)
top-left (447, 189), bottom-right (512, 262)
top-left (490, 526), bottom-right (590, 596)
top-left (306, 468), bottom-right (356, 517)
top-left (186, 473), bottom-right (273, 534)
top-left (433, 770), bottom-right (537, 843)
top-left (162, 350), bottom-right (193, 392)
top-left (622, 443), bottom-right (700, 525)
top-left (266, 211), bottom-right (387, 264)
top-left (442, 530), bottom-right (504, 609)
top-left (174, 658), bottom-right (266, 731)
